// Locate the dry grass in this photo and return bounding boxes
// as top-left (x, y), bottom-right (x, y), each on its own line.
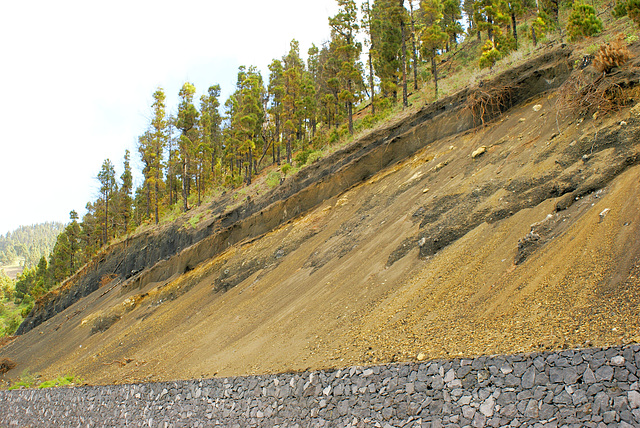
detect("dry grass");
top-left (556, 68), bottom-right (634, 116)
top-left (593, 34), bottom-right (632, 73)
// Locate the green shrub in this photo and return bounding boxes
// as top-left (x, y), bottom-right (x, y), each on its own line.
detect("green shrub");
top-left (8, 370), bottom-right (36, 390)
top-left (294, 149), bottom-right (314, 167)
top-left (628, 0), bottom-right (640, 27)
top-left (186, 212), bottom-right (203, 229)
top-left (567, 3), bottom-right (603, 41)
top-left (6, 316), bottom-right (21, 335)
top-left (479, 40), bottom-right (502, 69)
top-left (38, 374), bottom-right (81, 389)
top-left (613, 0), bottom-right (628, 17)
top-left (307, 151), bottom-right (323, 164)
top-left (266, 171), bottom-right (281, 188)
top-left (329, 129), bottom-right (340, 144)
top-left (20, 301), bottom-right (33, 318)
top-left (281, 163), bottom-right (292, 177)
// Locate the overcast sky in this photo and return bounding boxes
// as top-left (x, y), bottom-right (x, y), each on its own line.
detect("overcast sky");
top-left (0, 0), bottom-right (339, 235)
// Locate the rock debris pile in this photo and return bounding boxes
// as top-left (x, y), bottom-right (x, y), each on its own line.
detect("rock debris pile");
top-left (2, 344), bottom-right (640, 427)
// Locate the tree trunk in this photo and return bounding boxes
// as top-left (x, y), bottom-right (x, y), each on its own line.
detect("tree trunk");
top-left (409, 0), bottom-right (419, 91)
top-left (487, 17), bottom-right (494, 41)
top-left (432, 53), bottom-right (439, 100)
top-left (167, 140), bottom-right (173, 206)
top-left (155, 147), bottom-right (161, 224)
top-left (368, 50), bottom-right (375, 115)
top-left (104, 191), bottom-right (109, 246)
top-left (197, 166), bottom-right (201, 206)
top-left (245, 149), bottom-right (252, 186)
top-left (511, 12), bottom-right (518, 49)
top-left (154, 178), bottom-right (159, 225)
top-left (532, 25), bottom-right (537, 47)
top-left (182, 158), bottom-right (188, 212)
top-left (347, 79), bottom-right (354, 134)
top-left (400, 0), bottom-right (408, 108)
top-left (275, 115), bottom-right (280, 165)
top-left (146, 178), bottom-right (151, 219)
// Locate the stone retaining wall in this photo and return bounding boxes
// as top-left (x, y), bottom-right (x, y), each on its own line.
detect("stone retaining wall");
top-left (2, 344), bottom-right (640, 427)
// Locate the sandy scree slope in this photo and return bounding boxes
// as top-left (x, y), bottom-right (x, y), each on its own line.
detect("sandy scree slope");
top-left (2, 45), bottom-right (640, 386)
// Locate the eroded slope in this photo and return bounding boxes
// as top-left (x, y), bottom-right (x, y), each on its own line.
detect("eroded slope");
top-left (2, 47), bottom-right (640, 386)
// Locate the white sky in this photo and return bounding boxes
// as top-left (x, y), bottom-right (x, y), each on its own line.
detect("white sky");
top-left (0, 0), bottom-right (339, 235)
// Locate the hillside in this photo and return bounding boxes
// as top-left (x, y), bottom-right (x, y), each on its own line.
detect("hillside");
top-left (0, 222), bottom-right (65, 278)
top-left (1, 41), bottom-right (640, 388)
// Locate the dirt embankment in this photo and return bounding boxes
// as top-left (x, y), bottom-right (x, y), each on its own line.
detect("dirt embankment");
top-left (16, 46), bottom-right (573, 336)
top-left (3, 44), bottom-right (640, 387)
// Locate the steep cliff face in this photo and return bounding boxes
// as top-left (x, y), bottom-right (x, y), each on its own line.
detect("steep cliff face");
top-left (3, 44), bottom-right (640, 386)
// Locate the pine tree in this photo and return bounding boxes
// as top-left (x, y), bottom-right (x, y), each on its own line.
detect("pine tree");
top-left (67, 210), bottom-right (81, 273)
top-left (150, 88), bottom-right (168, 223)
top-left (176, 82), bottom-right (199, 211)
top-left (166, 117), bottom-right (180, 207)
top-left (505, 0), bottom-right (523, 48)
top-left (282, 41), bottom-right (305, 163)
top-left (119, 150), bottom-right (133, 233)
top-left (421, 0), bottom-right (449, 99)
top-left (199, 85), bottom-right (223, 185)
top-left (463, 0), bottom-right (481, 40)
top-left (306, 45), bottom-right (322, 139)
top-left (539, 0), bottom-right (559, 27)
top-left (399, 0), bottom-right (409, 108)
top-left (408, 0), bottom-right (420, 90)
top-left (329, 0), bottom-right (363, 134)
top-left (442, 0), bottom-right (463, 50)
top-left (137, 130), bottom-right (153, 220)
top-left (474, 0), bottom-right (509, 42)
top-left (566, 3), bottom-right (603, 41)
top-left (371, 0), bottom-right (406, 103)
top-left (268, 59), bottom-right (285, 165)
top-left (362, 0), bottom-right (378, 113)
top-left (97, 159), bottom-right (116, 246)
top-left (48, 231), bottom-right (71, 285)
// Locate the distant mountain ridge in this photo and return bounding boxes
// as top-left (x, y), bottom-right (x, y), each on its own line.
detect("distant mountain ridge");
top-left (0, 223), bottom-right (65, 273)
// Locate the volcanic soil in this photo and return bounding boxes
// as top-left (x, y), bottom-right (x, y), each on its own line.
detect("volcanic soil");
top-left (2, 47), bottom-right (640, 387)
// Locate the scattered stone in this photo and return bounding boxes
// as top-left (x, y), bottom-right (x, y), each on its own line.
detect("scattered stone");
top-left (599, 208), bottom-right (611, 223)
top-left (533, 104), bottom-right (542, 112)
top-left (417, 353), bottom-right (426, 361)
top-left (471, 146), bottom-right (487, 159)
